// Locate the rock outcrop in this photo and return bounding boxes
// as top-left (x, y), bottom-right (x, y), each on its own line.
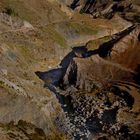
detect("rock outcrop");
top-left (61, 25), bottom-right (140, 139)
top-left (71, 0), bottom-right (131, 16)
top-left (68, 0), bottom-right (140, 21)
top-left (63, 25), bottom-right (140, 90)
top-left (0, 0), bottom-right (140, 139)
top-left (0, 120), bottom-right (46, 140)
top-left (36, 24), bottom-right (140, 139)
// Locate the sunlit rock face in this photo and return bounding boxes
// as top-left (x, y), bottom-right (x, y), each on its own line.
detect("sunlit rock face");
top-left (109, 26), bottom-right (140, 70)
top-left (63, 25), bottom-right (140, 91)
top-left (36, 24), bottom-right (140, 139)
top-left (68, 0), bottom-right (140, 21)
top-left (60, 25), bottom-right (140, 139)
top-left (0, 0), bottom-right (140, 139)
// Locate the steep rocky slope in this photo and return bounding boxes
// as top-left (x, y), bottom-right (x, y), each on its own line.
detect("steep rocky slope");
top-left (0, 0), bottom-right (140, 140)
top-left (68, 0), bottom-right (140, 22)
top-left (37, 24), bottom-right (140, 139)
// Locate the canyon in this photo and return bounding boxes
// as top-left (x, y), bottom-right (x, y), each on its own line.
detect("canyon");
top-left (0, 0), bottom-right (140, 140)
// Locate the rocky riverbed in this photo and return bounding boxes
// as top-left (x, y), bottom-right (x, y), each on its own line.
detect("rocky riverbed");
top-left (36, 24), bottom-right (140, 139)
top-left (0, 0), bottom-right (140, 140)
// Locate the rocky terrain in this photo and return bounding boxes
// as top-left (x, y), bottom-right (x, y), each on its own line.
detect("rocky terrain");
top-left (0, 0), bottom-right (140, 140)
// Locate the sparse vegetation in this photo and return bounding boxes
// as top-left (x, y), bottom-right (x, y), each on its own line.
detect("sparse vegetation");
top-left (68, 22), bottom-right (98, 35)
top-left (0, 0), bottom-right (139, 140)
top-left (87, 36), bottom-right (112, 50)
top-left (44, 25), bottom-right (68, 48)
top-left (4, 7), bottom-right (18, 16)
top-left (133, 15), bottom-right (140, 23)
top-left (0, 80), bottom-right (4, 86)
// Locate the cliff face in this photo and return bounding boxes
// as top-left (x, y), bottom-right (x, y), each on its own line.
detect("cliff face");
top-left (36, 24), bottom-right (140, 139)
top-left (0, 0), bottom-right (72, 139)
top-left (64, 25), bottom-right (140, 90)
top-left (70, 0), bottom-right (132, 12)
top-left (69, 0), bottom-right (140, 21)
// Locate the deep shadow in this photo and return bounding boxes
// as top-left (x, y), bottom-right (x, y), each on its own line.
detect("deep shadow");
top-left (138, 33), bottom-right (140, 41)
top-left (98, 24), bottom-right (136, 58)
top-left (111, 86), bottom-right (134, 108)
top-left (59, 51), bottom-right (75, 68)
top-left (35, 24), bottom-right (136, 110)
top-left (73, 24), bottom-right (136, 59)
top-left (60, 46), bottom-right (87, 68)
top-left (101, 107), bottom-right (118, 125)
top-left (70, 0), bottom-right (80, 10)
top-left (133, 64), bottom-right (140, 85)
top-left (35, 46), bottom-right (88, 88)
top-left (82, 0), bottom-right (95, 13)
top-left (86, 115), bottom-right (102, 134)
top-left (35, 68), bottom-right (65, 87)
top-left (112, 3), bottom-right (125, 13)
